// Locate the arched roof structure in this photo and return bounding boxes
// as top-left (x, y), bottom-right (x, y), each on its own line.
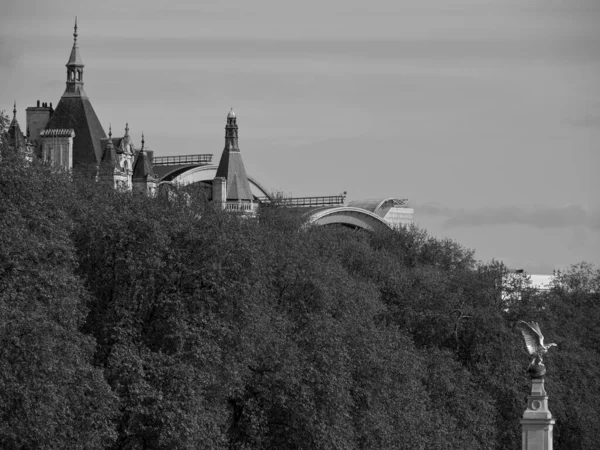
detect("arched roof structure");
top-left (348, 198), bottom-right (408, 216)
top-left (166, 164), bottom-right (271, 199)
top-left (305, 207), bottom-right (392, 232)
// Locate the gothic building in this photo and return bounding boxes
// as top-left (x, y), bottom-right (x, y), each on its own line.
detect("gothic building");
top-left (6, 18), bottom-right (414, 229)
top-left (18, 19), bottom-right (156, 192)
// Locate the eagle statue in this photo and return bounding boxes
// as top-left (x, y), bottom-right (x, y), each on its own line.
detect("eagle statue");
top-left (516, 321), bottom-right (557, 367)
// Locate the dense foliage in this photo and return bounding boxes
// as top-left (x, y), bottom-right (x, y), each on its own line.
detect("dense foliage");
top-left (1, 125), bottom-right (599, 449)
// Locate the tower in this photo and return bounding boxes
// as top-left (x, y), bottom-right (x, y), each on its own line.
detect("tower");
top-left (213, 109), bottom-right (257, 215)
top-left (100, 123), bottom-right (136, 190)
top-left (132, 134), bottom-right (158, 196)
top-left (98, 125), bottom-right (129, 190)
top-left (42, 18), bottom-right (106, 172)
top-left (5, 103), bottom-right (26, 154)
top-left (118, 123), bottom-right (135, 186)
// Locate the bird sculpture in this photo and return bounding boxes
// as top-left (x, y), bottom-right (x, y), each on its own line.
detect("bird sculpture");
top-left (516, 321), bottom-right (557, 367)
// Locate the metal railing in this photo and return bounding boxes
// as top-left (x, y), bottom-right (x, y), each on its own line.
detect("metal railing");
top-left (259, 195), bottom-right (346, 208)
top-left (152, 154), bottom-right (213, 166)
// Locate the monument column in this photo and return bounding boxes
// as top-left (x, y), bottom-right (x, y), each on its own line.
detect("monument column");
top-left (521, 366), bottom-right (555, 450)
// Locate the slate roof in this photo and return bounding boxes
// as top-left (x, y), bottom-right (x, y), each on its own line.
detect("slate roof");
top-left (7, 115), bottom-right (27, 151)
top-left (100, 139), bottom-right (119, 167)
top-left (215, 148), bottom-right (254, 201)
top-left (100, 137), bottom-right (124, 155)
top-left (132, 150), bottom-right (157, 180)
top-left (67, 42), bottom-right (84, 66)
top-left (45, 95), bottom-right (106, 166)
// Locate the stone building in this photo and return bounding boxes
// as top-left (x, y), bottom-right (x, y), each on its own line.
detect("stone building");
top-left (21, 19), bottom-right (151, 190)
top-left (8, 18), bottom-right (414, 230)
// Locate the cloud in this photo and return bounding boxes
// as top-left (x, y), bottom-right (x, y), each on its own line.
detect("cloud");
top-left (416, 203), bottom-right (600, 231)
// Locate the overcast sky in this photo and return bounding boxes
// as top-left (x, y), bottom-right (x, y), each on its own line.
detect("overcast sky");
top-left (1, 0), bottom-right (599, 273)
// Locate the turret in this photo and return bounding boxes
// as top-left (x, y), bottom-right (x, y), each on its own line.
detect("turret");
top-left (5, 102), bottom-right (26, 152)
top-left (64, 17), bottom-right (87, 98)
top-left (43, 17), bottom-right (106, 171)
top-left (132, 133), bottom-right (158, 196)
top-left (213, 109), bottom-right (256, 214)
top-left (98, 125), bottom-right (129, 190)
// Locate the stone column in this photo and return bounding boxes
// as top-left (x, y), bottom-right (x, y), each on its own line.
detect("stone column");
top-left (521, 367), bottom-right (555, 450)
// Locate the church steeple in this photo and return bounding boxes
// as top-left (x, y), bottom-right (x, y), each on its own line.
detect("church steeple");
top-left (65, 17), bottom-right (86, 97)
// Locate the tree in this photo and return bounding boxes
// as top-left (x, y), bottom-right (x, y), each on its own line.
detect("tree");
top-left (0, 151), bottom-right (117, 449)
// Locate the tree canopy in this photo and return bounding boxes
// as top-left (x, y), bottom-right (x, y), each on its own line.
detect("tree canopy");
top-left (1, 116), bottom-right (599, 449)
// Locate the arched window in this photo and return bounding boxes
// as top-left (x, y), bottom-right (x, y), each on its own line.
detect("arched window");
top-left (76, 70), bottom-right (80, 81)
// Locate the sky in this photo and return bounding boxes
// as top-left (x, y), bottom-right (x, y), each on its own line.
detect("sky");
top-left (1, 0), bottom-right (599, 274)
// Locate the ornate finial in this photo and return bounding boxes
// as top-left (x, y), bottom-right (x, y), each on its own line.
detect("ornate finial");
top-left (13, 101), bottom-right (17, 119)
top-left (74, 17), bottom-right (78, 43)
top-left (125, 122), bottom-right (129, 136)
top-left (227, 107), bottom-right (236, 119)
top-left (108, 123), bottom-right (112, 139)
top-left (141, 132), bottom-right (145, 150)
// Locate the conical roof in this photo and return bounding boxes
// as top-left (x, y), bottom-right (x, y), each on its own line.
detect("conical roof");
top-left (100, 129), bottom-right (119, 168)
top-left (132, 151), bottom-right (155, 179)
top-left (67, 41), bottom-right (84, 66)
top-left (132, 136), bottom-right (157, 180)
top-left (67, 17), bottom-right (84, 66)
top-left (6, 103), bottom-right (27, 151)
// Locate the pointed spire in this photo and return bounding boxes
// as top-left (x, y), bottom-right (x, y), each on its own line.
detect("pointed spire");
top-left (67, 16), bottom-right (84, 67)
top-left (10, 101), bottom-right (19, 127)
top-left (108, 123), bottom-right (112, 139)
top-left (64, 16), bottom-right (85, 97)
top-left (125, 123), bottom-right (129, 136)
top-left (132, 136), bottom-right (156, 180)
top-left (73, 16), bottom-right (78, 44)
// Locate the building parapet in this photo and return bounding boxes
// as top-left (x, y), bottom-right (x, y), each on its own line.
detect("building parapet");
top-left (224, 201), bottom-right (258, 214)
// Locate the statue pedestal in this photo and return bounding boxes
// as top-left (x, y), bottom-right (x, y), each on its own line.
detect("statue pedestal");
top-left (521, 377), bottom-right (555, 450)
